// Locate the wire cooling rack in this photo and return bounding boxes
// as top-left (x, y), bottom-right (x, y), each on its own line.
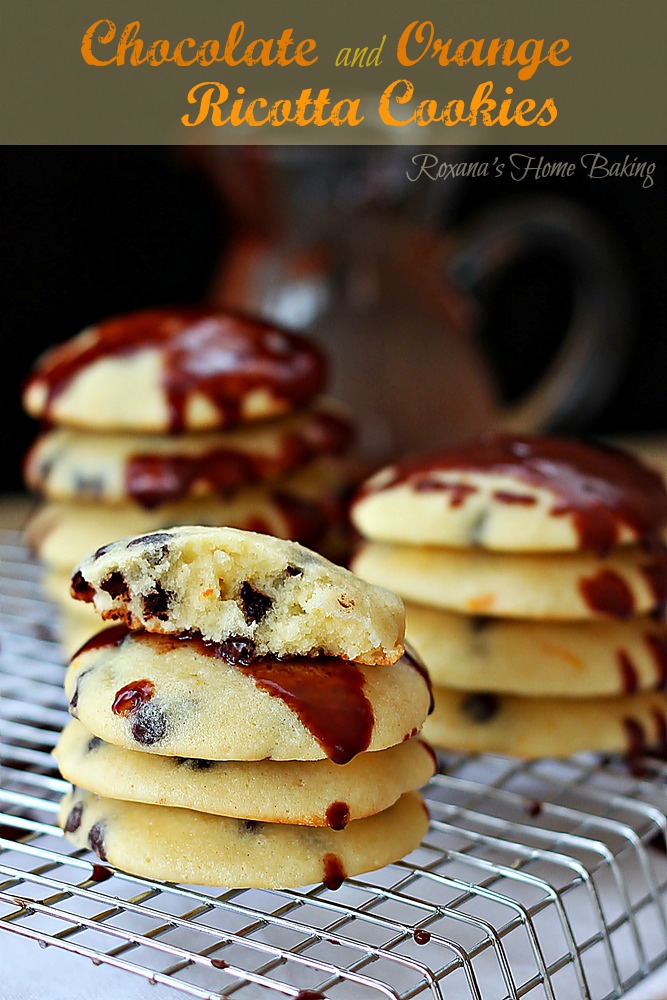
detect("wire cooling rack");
top-left (1, 529), bottom-right (667, 1000)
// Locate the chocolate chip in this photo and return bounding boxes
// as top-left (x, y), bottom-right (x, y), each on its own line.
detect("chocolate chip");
top-left (88, 822), bottom-right (108, 861)
top-left (64, 802), bottom-right (83, 833)
top-left (470, 616), bottom-right (492, 633)
top-left (69, 668), bottom-right (92, 716)
top-left (74, 475), bottom-right (104, 497)
top-left (240, 819), bottom-right (258, 834)
top-left (93, 543), bottom-right (112, 560)
top-left (142, 583), bottom-right (172, 620)
top-left (218, 635), bottom-right (256, 666)
top-left (70, 571), bottom-right (95, 603)
top-left (130, 702), bottom-right (167, 745)
top-left (127, 532), bottom-right (172, 549)
top-left (285, 565), bottom-right (303, 578)
top-left (240, 582), bottom-right (273, 624)
top-left (462, 693), bottom-right (500, 723)
top-left (469, 511), bottom-right (489, 546)
top-left (87, 736), bottom-right (103, 752)
top-left (100, 572), bottom-right (129, 600)
top-left (174, 757), bottom-right (214, 770)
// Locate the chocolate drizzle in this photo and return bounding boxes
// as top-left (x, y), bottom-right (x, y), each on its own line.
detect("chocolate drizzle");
top-left (26, 307), bottom-right (326, 432)
top-left (618, 652), bottom-right (639, 694)
top-left (356, 434), bottom-right (667, 554)
top-left (124, 410), bottom-right (352, 508)
top-left (322, 854), bottom-right (346, 891)
top-left (579, 569), bottom-right (635, 619)
top-left (78, 627), bottom-right (378, 763)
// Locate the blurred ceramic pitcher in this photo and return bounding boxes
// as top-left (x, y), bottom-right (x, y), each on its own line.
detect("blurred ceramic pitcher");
top-left (192, 146), bottom-right (629, 460)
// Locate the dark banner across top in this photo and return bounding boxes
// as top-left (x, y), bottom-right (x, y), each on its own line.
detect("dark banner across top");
top-left (2, 0), bottom-right (665, 143)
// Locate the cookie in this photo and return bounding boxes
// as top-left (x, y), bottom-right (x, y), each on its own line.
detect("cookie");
top-left (64, 627), bottom-right (430, 762)
top-left (423, 686), bottom-right (667, 758)
top-left (70, 526), bottom-right (405, 665)
top-left (352, 435), bottom-right (667, 554)
top-left (26, 458), bottom-right (347, 572)
top-left (55, 720), bottom-right (436, 827)
top-left (352, 542), bottom-right (666, 621)
top-left (58, 787), bottom-right (429, 888)
top-left (405, 603), bottom-right (667, 697)
top-left (23, 307), bottom-right (326, 433)
top-left (25, 401), bottom-right (353, 507)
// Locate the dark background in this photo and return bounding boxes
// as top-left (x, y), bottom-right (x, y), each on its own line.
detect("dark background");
top-left (1, 145), bottom-right (665, 492)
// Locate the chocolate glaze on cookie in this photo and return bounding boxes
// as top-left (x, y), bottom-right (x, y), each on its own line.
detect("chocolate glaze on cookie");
top-left (70, 626), bottom-right (427, 764)
top-left (124, 410), bottom-right (352, 508)
top-left (355, 434), bottom-right (667, 554)
top-left (25, 307), bottom-right (327, 432)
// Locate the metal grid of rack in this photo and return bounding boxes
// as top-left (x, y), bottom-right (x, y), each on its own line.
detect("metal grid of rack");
top-left (1, 529), bottom-right (666, 1000)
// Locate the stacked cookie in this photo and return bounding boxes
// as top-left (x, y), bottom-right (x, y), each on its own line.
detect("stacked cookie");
top-left (351, 435), bottom-right (667, 759)
top-left (55, 527), bottom-right (435, 887)
top-left (23, 307), bottom-right (355, 653)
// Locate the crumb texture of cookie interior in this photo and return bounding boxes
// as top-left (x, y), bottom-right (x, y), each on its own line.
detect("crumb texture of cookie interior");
top-left (405, 602), bottom-right (667, 696)
top-left (352, 542), bottom-right (665, 621)
top-left (64, 626), bottom-right (429, 761)
top-left (57, 787), bottom-right (429, 888)
top-left (26, 459), bottom-right (347, 570)
top-left (423, 686), bottom-right (667, 758)
top-left (23, 307), bottom-right (327, 432)
top-left (55, 720), bottom-right (436, 826)
top-left (71, 526), bottom-right (405, 664)
top-left (25, 400), bottom-right (353, 506)
top-left (351, 434), bottom-right (667, 553)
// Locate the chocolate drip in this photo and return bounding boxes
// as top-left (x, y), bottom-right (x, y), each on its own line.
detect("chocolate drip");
top-left (72, 624), bottom-right (129, 659)
top-left (413, 929), bottom-right (431, 945)
top-left (322, 854), bottom-right (346, 891)
top-left (356, 435), bottom-right (667, 554)
top-left (90, 865), bottom-right (113, 883)
top-left (26, 307), bottom-right (326, 432)
top-left (618, 652), bottom-right (639, 694)
top-left (653, 706), bottom-right (667, 748)
top-left (413, 479), bottom-right (477, 507)
top-left (325, 802), bottom-right (350, 830)
top-left (492, 491), bottom-right (537, 505)
top-left (241, 658), bottom-right (374, 764)
top-left (210, 959), bottom-right (228, 970)
top-left (646, 633), bottom-right (667, 689)
top-left (579, 569), bottom-right (635, 619)
top-left (641, 545), bottom-right (667, 619)
top-left (623, 717), bottom-right (647, 776)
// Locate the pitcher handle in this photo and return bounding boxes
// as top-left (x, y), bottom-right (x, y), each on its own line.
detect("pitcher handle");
top-left (447, 196), bottom-right (631, 433)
